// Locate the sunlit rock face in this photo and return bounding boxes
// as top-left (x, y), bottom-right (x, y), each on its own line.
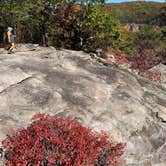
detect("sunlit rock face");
top-left (0, 45), bottom-right (166, 165)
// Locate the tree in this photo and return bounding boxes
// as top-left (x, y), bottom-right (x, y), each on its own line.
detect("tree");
top-left (81, 5), bottom-right (123, 51)
top-left (0, 0), bottom-right (124, 52)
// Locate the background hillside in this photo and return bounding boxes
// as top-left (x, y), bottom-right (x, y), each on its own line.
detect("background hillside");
top-left (107, 1), bottom-right (165, 25)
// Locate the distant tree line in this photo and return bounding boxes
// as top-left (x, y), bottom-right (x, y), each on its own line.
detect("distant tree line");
top-left (107, 1), bottom-right (166, 25)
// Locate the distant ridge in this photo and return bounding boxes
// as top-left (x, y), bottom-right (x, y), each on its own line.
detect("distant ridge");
top-left (107, 1), bottom-right (165, 24)
top-left (107, 0), bottom-right (165, 4)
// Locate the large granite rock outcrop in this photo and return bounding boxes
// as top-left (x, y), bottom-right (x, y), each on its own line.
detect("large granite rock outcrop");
top-left (0, 45), bottom-right (166, 165)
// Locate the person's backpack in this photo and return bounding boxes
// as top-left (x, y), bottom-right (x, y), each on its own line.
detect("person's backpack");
top-left (11, 34), bottom-right (16, 42)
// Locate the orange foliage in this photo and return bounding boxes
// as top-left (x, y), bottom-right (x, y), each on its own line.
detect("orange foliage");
top-left (73, 5), bottom-right (81, 12)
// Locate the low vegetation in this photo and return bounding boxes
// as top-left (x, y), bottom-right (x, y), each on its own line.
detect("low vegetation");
top-left (2, 114), bottom-right (126, 166)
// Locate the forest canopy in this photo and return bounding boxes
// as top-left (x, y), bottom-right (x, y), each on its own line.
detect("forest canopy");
top-left (0, 1), bottom-right (165, 53)
top-left (0, 0), bottom-right (126, 51)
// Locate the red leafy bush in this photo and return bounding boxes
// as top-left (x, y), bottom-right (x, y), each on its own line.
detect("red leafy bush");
top-left (127, 49), bottom-right (164, 83)
top-left (144, 70), bottom-right (161, 83)
top-left (128, 49), bottom-right (163, 72)
top-left (2, 114), bottom-right (126, 166)
top-left (102, 48), bottom-right (129, 65)
top-left (101, 48), bottom-right (165, 84)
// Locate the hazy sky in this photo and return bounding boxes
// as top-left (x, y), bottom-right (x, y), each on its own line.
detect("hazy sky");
top-left (107, 0), bottom-right (165, 3)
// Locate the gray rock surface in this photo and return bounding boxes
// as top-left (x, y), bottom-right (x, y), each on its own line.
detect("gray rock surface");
top-left (0, 45), bottom-right (166, 165)
top-left (148, 64), bottom-right (166, 89)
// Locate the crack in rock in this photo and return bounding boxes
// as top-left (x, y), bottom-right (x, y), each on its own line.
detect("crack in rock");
top-left (0, 76), bottom-right (34, 94)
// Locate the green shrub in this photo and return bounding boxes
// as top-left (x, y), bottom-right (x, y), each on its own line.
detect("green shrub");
top-left (132, 27), bottom-right (165, 52)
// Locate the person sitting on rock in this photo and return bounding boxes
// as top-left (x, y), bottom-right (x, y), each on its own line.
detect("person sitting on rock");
top-left (6, 26), bottom-right (16, 54)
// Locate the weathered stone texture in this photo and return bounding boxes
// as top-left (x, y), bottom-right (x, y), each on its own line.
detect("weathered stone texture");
top-left (0, 45), bottom-right (166, 165)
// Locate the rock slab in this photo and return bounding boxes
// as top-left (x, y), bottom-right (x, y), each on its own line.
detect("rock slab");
top-left (0, 45), bottom-right (166, 165)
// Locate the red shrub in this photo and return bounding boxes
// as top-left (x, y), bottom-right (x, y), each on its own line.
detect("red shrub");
top-left (144, 70), bottom-right (161, 83)
top-left (102, 48), bottom-right (128, 65)
top-left (2, 114), bottom-right (126, 166)
top-left (128, 49), bottom-right (162, 72)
